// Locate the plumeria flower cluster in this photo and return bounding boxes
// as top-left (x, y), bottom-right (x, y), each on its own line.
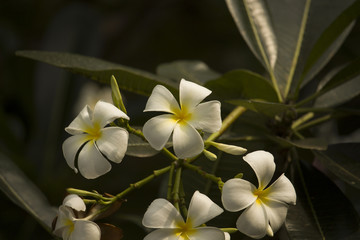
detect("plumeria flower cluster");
top-left (53, 194), bottom-right (100, 240)
top-left (60, 77), bottom-right (296, 240)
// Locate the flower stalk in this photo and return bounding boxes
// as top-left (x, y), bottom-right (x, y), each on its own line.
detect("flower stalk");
top-left (182, 162), bottom-right (224, 190)
top-left (172, 166), bottom-right (183, 211)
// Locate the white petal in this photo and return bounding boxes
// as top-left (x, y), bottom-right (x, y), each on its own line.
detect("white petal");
top-left (54, 206), bottom-right (75, 237)
top-left (179, 79), bottom-right (212, 110)
top-left (142, 199), bottom-right (184, 228)
top-left (188, 227), bottom-right (225, 240)
top-left (187, 191), bottom-right (223, 227)
top-left (236, 202), bottom-right (268, 239)
top-left (93, 101), bottom-right (129, 128)
top-left (173, 123), bottom-right (204, 159)
top-left (70, 220), bottom-right (101, 240)
top-left (224, 232), bottom-right (231, 240)
top-left (96, 127), bottom-right (129, 163)
top-left (144, 85), bottom-right (180, 113)
top-left (243, 151), bottom-right (275, 189)
top-left (188, 101), bottom-right (222, 133)
top-left (77, 141), bottom-right (112, 179)
top-left (221, 178), bottom-right (257, 212)
top-left (144, 229), bottom-right (179, 240)
top-left (264, 174), bottom-right (296, 205)
top-left (143, 115), bottom-right (177, 150)
top-left (63, 194), bottom-right (86, 211)
top-left (62, 134), bottom-right (89, 172)
top-left (263, 200), bottom-right (289, 234)
top-left (65, 105), bottom-right (93, 135)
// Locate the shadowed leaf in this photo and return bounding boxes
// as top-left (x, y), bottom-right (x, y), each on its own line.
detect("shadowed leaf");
top-left (16, 50), bottom-right (177, 96)
top-left (0, 153), bottom-right (57, 232)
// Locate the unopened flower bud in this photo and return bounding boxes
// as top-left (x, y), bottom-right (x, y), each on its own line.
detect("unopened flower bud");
top-left (203, 149), bottom-right (217, 161)
top-left (208, 141), bottom-right (247, 155)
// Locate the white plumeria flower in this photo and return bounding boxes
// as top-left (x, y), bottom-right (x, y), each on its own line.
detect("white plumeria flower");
top-left (142, 190), bottom-right (227, 240)
top-left (143, 79), bottom-right (222, 159)
top-left (221, 150), bottom-right (296, 239)
top-left (63, 100), bottom-right (129, 179)
top-left (53, 194), bottom-right (101, 240)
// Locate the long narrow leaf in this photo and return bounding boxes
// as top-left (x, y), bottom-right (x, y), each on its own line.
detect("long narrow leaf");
top-left (225, 0), bottom-right (277, 70)
top-left (315, 143), bottom-right (360, 189)
top-left (300, 0), bottom-right (360, 88)
top-left (286, 160), bottom-right (360, 239)
top-left (298, 58), bottom-right (360, 107)
top-left (0, 153), bottom-right (57, 232)
top-left (16, 51), bottom-right (177, 96)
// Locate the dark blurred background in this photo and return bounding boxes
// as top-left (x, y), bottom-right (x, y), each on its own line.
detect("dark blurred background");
top-left (0, 0), bottom-right (359, 239)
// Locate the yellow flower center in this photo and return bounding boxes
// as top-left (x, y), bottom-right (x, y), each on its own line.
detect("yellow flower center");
top-left (84, 122), bottom-right (102, 140)
top-left (172, 106), bottom-right (192, 124)
top-left (65, 219), bottom-right (75, 234)
top-left (253, 188), bottom-right (269, 204)
top-left (174, 219), bottom-right (197, 240)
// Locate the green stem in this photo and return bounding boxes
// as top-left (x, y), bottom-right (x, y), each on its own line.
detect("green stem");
top-left (294, 114), bottom-right (332, 131)
top-left (183, 162), bottom-right (224, 190)
top-left (284, 0), bottom-right (312, 98)
top-left (295, 91), bottom-right (322, 108)
top-left (188, 106), bottom-right (247, 164)
top-left (67, 188), bottom-right (112, 201)
top-left (126, 124), bottom-right (178, 162)
top-left (291, 112), bottom-right (314, 130)
top-left (111, 166), bottom-right (171, 203)
top-left (179, 181), bottom-right (188, 218)
top-left (172, 167), bottom-right (182, 211)
top-left (167, 163), bottom-right (175, 201)
top-left (207, 106), bottom-right (246, 142)
top-left (162, 148), bottom-right (179, 162)
top-left (126, 124), bottom-right (146, 141)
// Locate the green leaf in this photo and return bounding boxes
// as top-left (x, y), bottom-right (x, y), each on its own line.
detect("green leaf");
top-left (225, 0), bottom-right (277, 71)
top-left (228, 99), bottom-right (290, 117)
top-left (0, 153), bottom-right (57, 232)
top-left (300, 0), bottom-right (360, 87)
top-left (298, 58), bottom-right (360, 107)
top-left (269, 136), bottom-right (328, 150)
top-left (205, 69), bottom-right (278, 102)
top-left (315, 143), bottom-right (360, 189)
top-left (225, 0), bottom-right (282, 101)
top-left (286, 160), bottom-right (360, 239)
top-left (315, 77), bottom-right (360, 108)
top-left (314, 60), bottom-right (360, 107)
top-left (126, 129), bottom-right (172, 158)
top-left (156, 60), bottom-right (220, 85)
top-left (126, 133), bottom-right (159, 158)
top-left (15, 50), bottom-right (177, 96)
top-left (320, 59), bottom-right (360, 95)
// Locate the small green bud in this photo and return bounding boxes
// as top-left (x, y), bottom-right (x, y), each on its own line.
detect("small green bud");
top-left (234, 173), bottom-right (243, 179)
top-left (111, 75), bottom-right (127, 114)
